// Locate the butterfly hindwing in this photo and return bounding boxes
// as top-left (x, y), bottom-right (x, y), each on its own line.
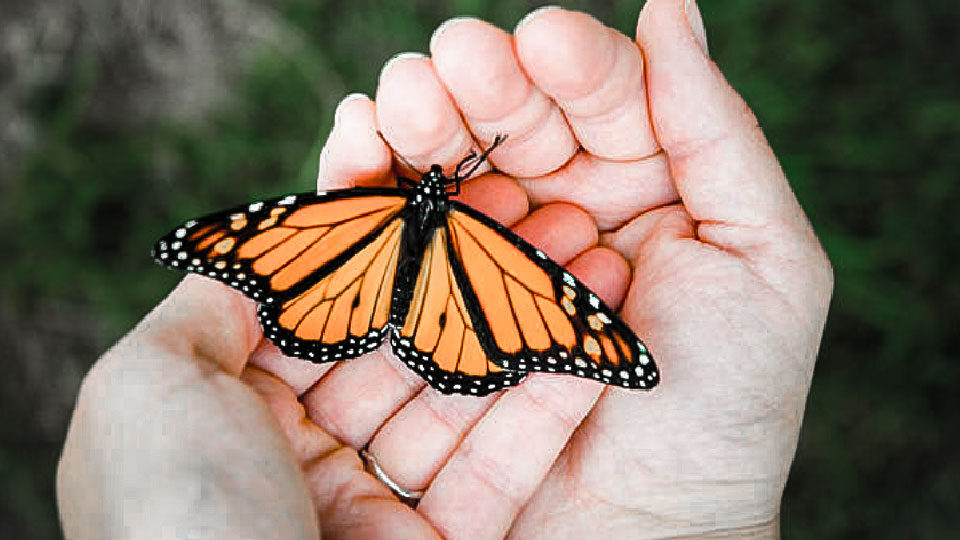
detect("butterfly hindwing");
top-left (390, 226), bottom-right (527, 395)
top-left (153, 188), bottom-right (408, 362)
top-left (446, 201), bottom-right (659, 390)
top-left (257, 216), bottom-right (405, 361)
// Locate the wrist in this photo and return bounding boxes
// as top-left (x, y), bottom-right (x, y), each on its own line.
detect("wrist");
top-left (685, 515), bottom-right (780, 540)
top-left (659, 517), bottom-right (779, 540)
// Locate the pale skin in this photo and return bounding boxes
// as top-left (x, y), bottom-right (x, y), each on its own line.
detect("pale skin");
top-left (57, 1), bottom-right (833, 539)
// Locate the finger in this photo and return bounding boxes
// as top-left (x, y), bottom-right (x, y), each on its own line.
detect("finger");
top-left (364, 391), bottom-right (497, 492)
top-left (300, 349), bottom-right (423, 449)
top-left (299, 175), bottom-right (530, 449)
top-left (429, 17), bottom-right (578, 177)
top-left (261, 93), bottom-right (395, 414)
top-left (564, 246), bottom-right (632, 310)
top-left (416, 223), bottom-right (625, 539)
top-left (609, 206), bottom-right (698, 329)
top-left (515, 7), bottom-right (658, 160)
top-left (600, 203), bottom-right (693, 261)
top-left (302, 447), bottom-right (442, 540)
top-left (518, 151), bottom-right (678, 231)
top-left (376, 53), bottom-right (485, 176)
top-left (511, 203), bottom-right (597, 260)
top-left (418, 374), bottom-right (601, 540)
top-left (637, 0), bottom-right (806, 235)
top-left (248, 340), bottom-right (333, 396)
top-left (136, 275), bottom-right (261, 376)
top-left (364, 203), bottom-right (598, 496)
top-left (241, 367), bottom-right (341, 463)
top-left (454, 173), bottom-right (529, 226)
top-left (318, 93), bottom-right (394, 190)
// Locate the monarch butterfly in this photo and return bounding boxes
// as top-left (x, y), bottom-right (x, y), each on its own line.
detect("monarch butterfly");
top-left (152, 136), bottom-right (659, 395)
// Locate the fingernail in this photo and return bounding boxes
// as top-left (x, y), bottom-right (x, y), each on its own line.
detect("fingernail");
top-left (430, 17), bottom-right (478, 52)
top-left (378, 52), bottom-right (428, 87)
top-left (514, 5), bottom-right (562, 33)
top-left (683, 0), bottom-right (709, 55)
top-left (334, 93), bottom-right (368, 127)
top-left (316, 144), bottom-right (330, 187)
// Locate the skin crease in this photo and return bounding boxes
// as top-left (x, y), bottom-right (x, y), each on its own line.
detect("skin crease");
top-left (57, 1), bottom-right (833, 540)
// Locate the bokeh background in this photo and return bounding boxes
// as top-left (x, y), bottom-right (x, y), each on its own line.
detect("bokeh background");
top-left (1, 0), bottom-right (957, 538)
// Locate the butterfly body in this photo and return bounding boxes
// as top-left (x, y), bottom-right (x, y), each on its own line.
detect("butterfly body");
top-left (153, 153), bottom-right (659, 396)
top-left (391, 165), bottom-right (454, 327)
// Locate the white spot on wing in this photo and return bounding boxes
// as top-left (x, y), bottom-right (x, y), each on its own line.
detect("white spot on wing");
top-left (249, 202), bottom-right (264, 212)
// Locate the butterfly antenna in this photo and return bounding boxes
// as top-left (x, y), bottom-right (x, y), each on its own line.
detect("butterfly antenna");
top-left (457, 134), bottom-right (507, 181)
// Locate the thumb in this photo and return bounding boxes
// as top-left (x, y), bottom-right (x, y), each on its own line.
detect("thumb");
top-left (637, 0), bottom-right (810, 248)
top-left (637, 0), bottom-right (832, 323)
top-left (133, 274), bottom-right (262, 376)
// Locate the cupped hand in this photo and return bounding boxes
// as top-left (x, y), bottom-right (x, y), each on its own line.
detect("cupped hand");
top-left (296, 0), bottom-right (832, 538)
top-left (58, 1), bottom-right (833, 540)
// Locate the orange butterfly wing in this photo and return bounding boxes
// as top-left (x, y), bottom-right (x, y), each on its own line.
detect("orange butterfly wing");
top-left (390, 227), bottom-right (527, 395)
top-left (153, 189), bottom-right (407, 361)
top-left (445, 202), bottom-right (659, 390)
top-left (153, 186), bottom-right (658, 393)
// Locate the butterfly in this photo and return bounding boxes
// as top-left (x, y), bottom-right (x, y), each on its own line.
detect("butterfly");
top-left (152, 136), bottom-right (659, 396)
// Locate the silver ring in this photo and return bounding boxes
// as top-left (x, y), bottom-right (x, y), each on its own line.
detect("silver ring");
top-left (359, 448), bottom-right (424, 505)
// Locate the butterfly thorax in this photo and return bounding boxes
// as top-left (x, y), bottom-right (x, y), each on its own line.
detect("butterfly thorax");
top-left (403, 164), bottom-right (453, 234)
top-left (407, 165), bottom-right (450, 204)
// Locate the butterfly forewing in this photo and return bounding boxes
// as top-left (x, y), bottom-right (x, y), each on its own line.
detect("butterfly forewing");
top-left (152, 188), bottom-right (408, 361)
top-left (445, 202), bottom-right (659, 390)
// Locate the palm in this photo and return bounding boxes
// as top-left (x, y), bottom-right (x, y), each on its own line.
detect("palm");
top-left (512, 235), bottom-right (822, 537)
top-left (248, 3), bottom-right (831, 540)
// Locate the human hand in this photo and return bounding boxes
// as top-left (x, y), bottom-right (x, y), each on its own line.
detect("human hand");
top-left (56, 277), bottom-right (321, 539)
top-left (276, 0), bottom-right (831, 538)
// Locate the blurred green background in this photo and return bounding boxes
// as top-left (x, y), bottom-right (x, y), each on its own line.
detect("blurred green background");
top-left (1, 0), bottom-right (957, 538)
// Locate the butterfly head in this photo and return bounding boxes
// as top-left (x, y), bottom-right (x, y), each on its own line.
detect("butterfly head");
top-left (424, 165), bottom-right (446, 185)
top-left (414, 165), bottom-right (450, 198)
top-left (401, 135), bottom-right (508, 199)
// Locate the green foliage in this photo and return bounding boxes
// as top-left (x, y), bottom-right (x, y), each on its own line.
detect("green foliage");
top-left (2, 0), bottom-right (957, 538)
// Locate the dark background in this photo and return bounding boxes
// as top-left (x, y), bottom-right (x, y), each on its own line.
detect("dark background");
top-left (1, 0), bottom-right (957, 538)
